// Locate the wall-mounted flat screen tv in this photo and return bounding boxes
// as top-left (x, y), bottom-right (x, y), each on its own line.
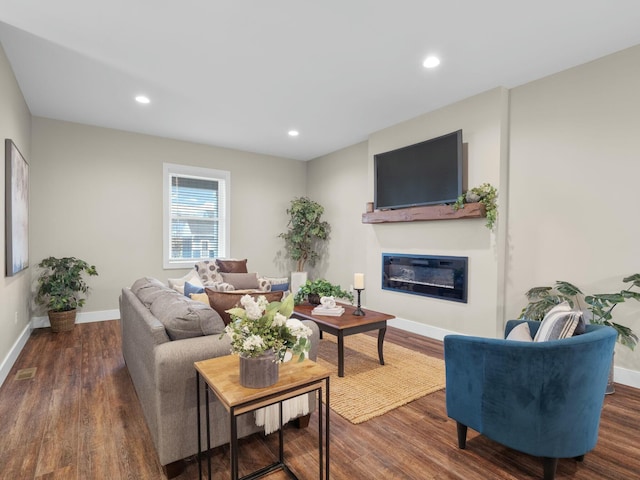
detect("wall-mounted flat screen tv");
top-left (374, 129), bottom-right (463, 210)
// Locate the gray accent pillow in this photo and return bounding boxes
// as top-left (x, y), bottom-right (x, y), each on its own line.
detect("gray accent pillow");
top-left (150, 293), bottom-right (225, 340)
top-left (220, 272), bottom-right (259, 290)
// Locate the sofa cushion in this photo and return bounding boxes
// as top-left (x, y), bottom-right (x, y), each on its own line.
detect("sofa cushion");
top-left (506, 322), bottom-right (533, 342)
top-left (534, 302), bottom-right (583, 342)
top-left (216, 258), bottom-right (248, 273)
top-left (220, 272), bottom-right (259, 290)
top-left (150, 293), bottom-right (225, 340)
top-left (132, 277), bottom-right (174, 307)
top-left (205, 289), bottom-right (284, 325)
top-left (167, 269), bottom-right (202, 295)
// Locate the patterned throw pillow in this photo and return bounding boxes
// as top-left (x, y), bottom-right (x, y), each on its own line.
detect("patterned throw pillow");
top-left (533, 302), bottom-right (583, 342)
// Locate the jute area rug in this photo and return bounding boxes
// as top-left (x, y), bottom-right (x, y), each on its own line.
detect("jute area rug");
top-left (315, 333), bottom-right (445, 424)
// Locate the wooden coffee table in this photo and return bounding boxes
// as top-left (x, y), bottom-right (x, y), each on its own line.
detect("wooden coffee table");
top-left (294, 303), bottom-right (395, 377)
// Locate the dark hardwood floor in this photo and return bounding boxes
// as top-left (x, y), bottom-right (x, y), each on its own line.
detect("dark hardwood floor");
top-left (1, 320), bottom-right (639, 479)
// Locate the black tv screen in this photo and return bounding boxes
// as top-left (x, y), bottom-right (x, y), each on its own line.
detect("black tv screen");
top-left (374, 130), bottom-right (463, 210)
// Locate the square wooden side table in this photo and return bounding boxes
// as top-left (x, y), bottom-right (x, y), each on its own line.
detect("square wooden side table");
top-left (195, 355), bottom-right (330, 480)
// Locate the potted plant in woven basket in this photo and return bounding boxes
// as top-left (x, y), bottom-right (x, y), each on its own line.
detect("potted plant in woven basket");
top-left (35, 256), bottom-right (98, 332)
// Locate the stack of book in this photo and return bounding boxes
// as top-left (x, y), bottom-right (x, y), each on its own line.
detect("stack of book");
top-left (311, 305), bottom-right (345, 316)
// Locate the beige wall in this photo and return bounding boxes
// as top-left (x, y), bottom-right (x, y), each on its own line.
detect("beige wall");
top-left (506, 45), bottom-right (640, 371)
top-left (29, 118), bottom-right (307, 313)
top-left (0, 43), bottom-right (32, 371)
top-left (308, 88), bottom-right (508, 338)
top-left (306, 141), bottom-right (369, 288)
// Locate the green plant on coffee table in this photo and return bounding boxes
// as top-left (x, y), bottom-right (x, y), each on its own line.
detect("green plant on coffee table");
top-left (452, 183), bottom-right (498, 230)
top-left (36, 256), bottom-right (99, 312)
top-left (520, 274), bottom-right (640, 350)
top-left (294, 278), bottom-right (354, 305)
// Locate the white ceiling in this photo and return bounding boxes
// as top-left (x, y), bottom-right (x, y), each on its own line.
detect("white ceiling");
top-left (2, 1), bottom-right (640, 161)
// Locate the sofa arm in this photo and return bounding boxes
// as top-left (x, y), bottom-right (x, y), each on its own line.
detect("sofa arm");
top-left (155, 334), bottom-right (231, 392)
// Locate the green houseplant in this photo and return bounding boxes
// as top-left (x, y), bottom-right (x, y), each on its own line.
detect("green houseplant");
top-left (279, 197), bottom-right (330, 272)
top-left (36, 256), bottom-right (99, 332)
top-left (452, 183), bottom-right (498, 230)
top-left (520, 274), bottom-right (640, 350)
top-left (294, 279), bottom-right (354, 305)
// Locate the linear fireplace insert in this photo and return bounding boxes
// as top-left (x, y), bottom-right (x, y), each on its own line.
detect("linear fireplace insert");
top-left (382, 253), bottom-right (468, 303)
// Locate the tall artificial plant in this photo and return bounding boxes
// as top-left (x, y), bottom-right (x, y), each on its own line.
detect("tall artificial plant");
top-left (520, 274), bottom-right (640, 350)
top-left (279, 197), bottom-right (330, 272)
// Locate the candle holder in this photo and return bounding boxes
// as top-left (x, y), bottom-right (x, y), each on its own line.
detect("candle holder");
top-left (353, 288), bottom-right (365, 316)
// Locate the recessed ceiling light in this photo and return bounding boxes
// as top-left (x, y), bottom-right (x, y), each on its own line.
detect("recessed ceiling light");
top-left (422, 56), bottom-right (440, 69)
top-left (288, 130), bottom-right (299, 137)
top-left (135, 95), bottom-right (150, 104)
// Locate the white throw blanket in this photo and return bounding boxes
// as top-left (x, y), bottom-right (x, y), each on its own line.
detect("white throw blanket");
top-left (254, 395), bottom-right (310, 435)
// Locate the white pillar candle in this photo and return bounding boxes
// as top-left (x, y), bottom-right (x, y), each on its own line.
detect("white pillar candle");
top-left (354, 273), bottom-right (365, 290)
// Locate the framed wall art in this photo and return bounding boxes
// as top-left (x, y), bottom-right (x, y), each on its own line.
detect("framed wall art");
top-left (5, 139), bottom-right (29, 276)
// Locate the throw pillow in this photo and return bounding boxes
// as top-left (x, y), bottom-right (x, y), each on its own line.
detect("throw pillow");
top-left (194, 260), bottom-right (223, 285)
top-left (533, 302), bottom-right (583, 342)
top-left (205, 289), bottom-right (284, 325)
top-left (168, 268), bottom-right (202, 295)
top-left (220, 272), bottom-right (259, 290)
top-left (150, 293), bottom-right (225, 340)
top-left (264, 276), bottom-right (290, 292)
top-left (184, 281), bottom-right (205, 297)
top-left (189, 292), bottom-right (210, 305)
top-left (506, 322), bottom-right (533, 342)
top-left (216, 258), bottom-right (248, 273)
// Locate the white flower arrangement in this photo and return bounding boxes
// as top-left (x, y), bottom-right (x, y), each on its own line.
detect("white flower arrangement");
top-left (223, 293), bottom-right (313, 362)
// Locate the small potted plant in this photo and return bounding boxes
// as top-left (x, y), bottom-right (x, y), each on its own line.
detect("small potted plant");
top-left (223, 293), bottom-right (313, 388)
top-left (294, 279), bottom-right (354, 305)
top-left (35, 256), bottom-right (99, 332)
top-left (452, 183), bottom-right (498, 230)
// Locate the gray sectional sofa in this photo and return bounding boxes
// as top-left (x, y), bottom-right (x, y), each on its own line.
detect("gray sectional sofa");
top-left (119, 277), bottom-right (320, 476)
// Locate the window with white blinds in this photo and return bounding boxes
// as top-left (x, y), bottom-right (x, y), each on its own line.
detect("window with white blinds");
top-left (163, 163), bottom-right (230, 269)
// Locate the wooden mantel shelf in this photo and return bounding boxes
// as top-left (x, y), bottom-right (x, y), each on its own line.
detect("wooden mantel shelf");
top-left (362, 202), bottom-right (486, 224)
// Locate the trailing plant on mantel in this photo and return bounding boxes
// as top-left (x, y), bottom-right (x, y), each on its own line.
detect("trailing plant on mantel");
top-left (452, 183), bottom-right (498, 230)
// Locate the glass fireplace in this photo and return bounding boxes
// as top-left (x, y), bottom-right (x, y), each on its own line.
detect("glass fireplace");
top-left (382, 253), bottom-right (468, 303)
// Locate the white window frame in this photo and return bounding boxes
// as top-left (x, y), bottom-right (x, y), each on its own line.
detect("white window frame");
top-left (163, 163), bottom-right (230, 269)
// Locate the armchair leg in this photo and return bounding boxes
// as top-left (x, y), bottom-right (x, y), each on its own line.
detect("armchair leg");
top-left (543, 457), bottom-right (558, 480)
top-left (574, 455), bottom-right (585, 462)
top-left (456, 422), bottom-right (468, 449)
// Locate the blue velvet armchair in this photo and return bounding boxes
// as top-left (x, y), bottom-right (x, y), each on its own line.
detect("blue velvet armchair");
top-left (444, 320), bottom-right (616, 480)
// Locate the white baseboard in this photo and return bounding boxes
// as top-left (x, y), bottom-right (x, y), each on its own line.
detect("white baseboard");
top-left (31, 309), bottom-right (120, 329)
top-left (0, 323), bottom-right (33, 387)
top-left (390, 317), bottom-right (640, 390)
